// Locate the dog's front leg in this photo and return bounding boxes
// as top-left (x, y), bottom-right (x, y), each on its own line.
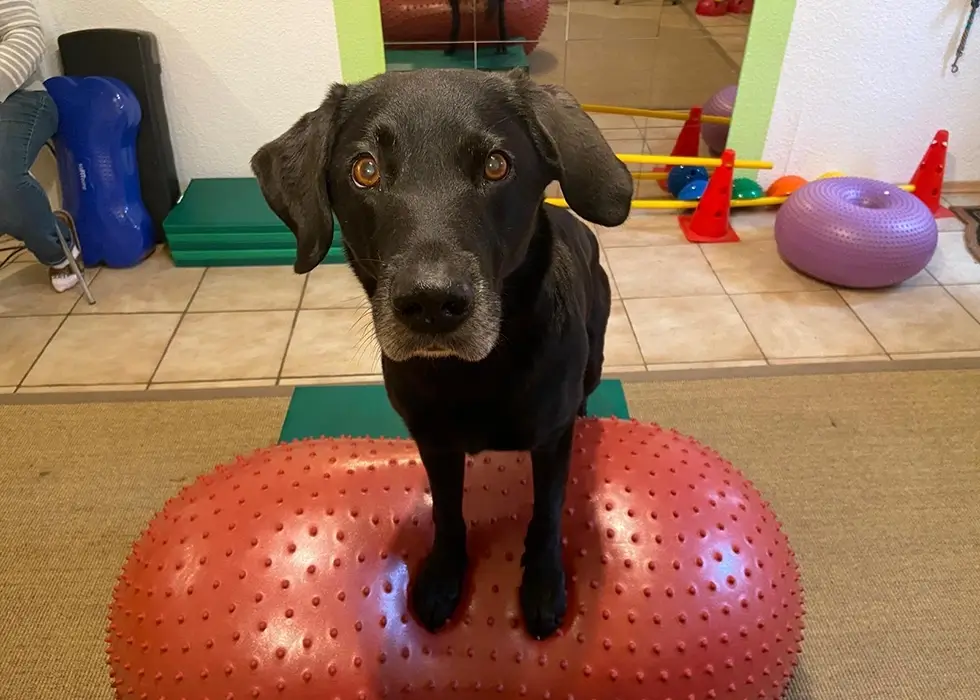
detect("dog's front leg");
top-left (520, 421), bottom-right (574, 639)
top-left (410, 446), bottom-right (468, 631)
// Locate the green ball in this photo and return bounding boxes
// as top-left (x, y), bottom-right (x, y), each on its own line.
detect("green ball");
top-left (732, 177), bottom-right (764, 200)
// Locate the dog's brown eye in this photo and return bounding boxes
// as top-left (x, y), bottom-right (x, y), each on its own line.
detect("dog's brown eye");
top-left (484, 152), bottom-right (509, 181)
top-left (352, 155), bottom-right (380, 188)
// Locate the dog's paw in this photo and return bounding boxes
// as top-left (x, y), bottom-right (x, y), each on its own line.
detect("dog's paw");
top-left (410, 550), bottom-right (468, 632)
top-left (520, 560), bottom-right (567, 639)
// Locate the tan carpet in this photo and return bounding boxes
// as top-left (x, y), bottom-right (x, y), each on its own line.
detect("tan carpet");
top-left (1, 370), bottom-right (978, 699)
top-left (625, 370), bottom-right (980, 700)
top-left (0, 397), bottom-right (291, 700)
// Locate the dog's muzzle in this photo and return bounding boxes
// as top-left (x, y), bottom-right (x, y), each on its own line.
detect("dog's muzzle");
top-left (371, 256), bottom-right (501, 362)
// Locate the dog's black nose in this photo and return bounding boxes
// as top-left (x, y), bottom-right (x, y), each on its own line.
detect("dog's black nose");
top-left (391, 280), bottom-right (474, 334)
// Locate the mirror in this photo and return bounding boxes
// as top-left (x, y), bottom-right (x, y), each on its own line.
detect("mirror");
top-left (379, 0), bottom-right (752, 199)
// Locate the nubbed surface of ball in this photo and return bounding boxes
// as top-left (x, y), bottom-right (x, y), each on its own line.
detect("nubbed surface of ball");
top-left (107, 418), bottom-right (805, 700)
top-left (702, 84), bottom-right (738, 156)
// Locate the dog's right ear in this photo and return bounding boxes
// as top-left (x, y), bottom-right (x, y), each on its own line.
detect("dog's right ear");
top-left (250, 84), bottom-right (347, 274)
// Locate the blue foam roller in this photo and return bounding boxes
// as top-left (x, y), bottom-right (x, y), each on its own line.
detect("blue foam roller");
top-left (44, 76), bottom-right (155, 268)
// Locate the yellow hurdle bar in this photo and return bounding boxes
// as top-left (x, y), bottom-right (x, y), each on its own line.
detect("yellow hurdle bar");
top-left (618, 153), bottom-right (774, 169)
top-left (633, 172), bottom-right (668, 181)
top-left (583, 103), bottom-right (732, 126)
top-left (544, 197), bottom-right (784, 210)
top-left (544, 184), bottom-right (916, 211)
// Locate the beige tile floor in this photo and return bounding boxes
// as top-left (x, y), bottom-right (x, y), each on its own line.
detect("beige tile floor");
top-left (685, 3), bottom-right (750, 66)
top-left (3, 185), bottom-right (979, 394)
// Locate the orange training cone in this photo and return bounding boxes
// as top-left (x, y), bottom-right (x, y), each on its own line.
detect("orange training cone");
top-left (657, 107), bottom-right (704, 192)
top-left (678, 148), bottom-right (740, 243)
top-left (910, 129), bottom-right (953, 219)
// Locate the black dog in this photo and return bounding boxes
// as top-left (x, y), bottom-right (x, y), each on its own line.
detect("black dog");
top-left (251, 68), bottom-right (632, 639)
top-left (447, 0), bottom-right (508, 55)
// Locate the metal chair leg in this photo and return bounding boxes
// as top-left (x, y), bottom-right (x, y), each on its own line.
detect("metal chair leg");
top-left (32, 141), bottom-right (94, 303)
top-left (55, 224), bottom-right (96, 305)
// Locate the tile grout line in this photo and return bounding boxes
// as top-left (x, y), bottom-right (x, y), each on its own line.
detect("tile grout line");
top-left (14, 310), bottom-right (72, 392)
top-left (611, 257), bottom-right (649, 367)
top-left (697, 243), bottom-right (769, 364)
top-left (2, 311), bottom-right (81, 319)
top-left (617, 291), bottom-right (730, 300)
top-left (17, 383), bottom-right (149, 391)
top-left (146, 266), bottom-right (208, 387)
top-left (843, 279), bottom-right (980, 359)
top-left (18, 307), bottom-right (321, 317)
top-left (599, 225), bottom-right (650, 368)
top-left (10, 248), bottom-right (103, 390)
top-left (644, 359), bottom-right (767, 372)
top-left (150, 377), bottom-right (279, 385)
top-left (276, 274), bottom-right (310, 384)
top-left (921, 281), bottom-right (980, 354)
top-left (693, 283), bottom-right (894, 359)
top-left (676, 0), bottom-right (743, 73)
top-left (565, 230), bottom-right (979, 364)
top-left (939, 280), bottom-right (980, 327)
top-left (831, 288), bottom-right (891, 358)
top-left (11, 352), bottom-right (980, 400)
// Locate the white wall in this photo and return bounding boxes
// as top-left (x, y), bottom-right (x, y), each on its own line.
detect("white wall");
top-left (33, 0), bottom-right (343, 188)
top-left (763, 0), bottom-right (980, 185)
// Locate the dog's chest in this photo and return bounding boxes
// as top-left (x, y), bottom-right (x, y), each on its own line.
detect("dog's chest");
top-left (396, 388), bottom-right (548, 453)
top-left (387, 372), bottom-right (577, 454)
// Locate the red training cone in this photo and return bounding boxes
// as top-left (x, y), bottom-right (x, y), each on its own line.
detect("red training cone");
top-left (657, 107), bottom-right (703, 192)
top-left (910, 129), bottom-right (953, 219)
top-left (678, 148), bottom-right (740, 243)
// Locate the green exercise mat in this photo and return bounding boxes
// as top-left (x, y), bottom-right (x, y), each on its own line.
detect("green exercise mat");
top-left (385, 41), bottom-right (529, 73)
top-left (165, 178), bottom-right (286, 233)
top-left (164, 177), bottom-right (344, 267)
top-left (169, 247), bottom-right (348, 268)
top-left (279, 379), bottom-right (631, 443)
top-left (166, 230), bottom-right (298, 251)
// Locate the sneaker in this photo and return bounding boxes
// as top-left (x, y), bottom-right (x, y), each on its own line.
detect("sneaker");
top-left (48, 211), bottom-right (85, 294)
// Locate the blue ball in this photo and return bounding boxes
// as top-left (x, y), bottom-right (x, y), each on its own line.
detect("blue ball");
top-left (678, 179), bottom-right (709, 201)
top-left (666, 166), bottom-right (710, 197)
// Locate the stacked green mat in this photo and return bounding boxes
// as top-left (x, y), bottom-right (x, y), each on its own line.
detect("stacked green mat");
top-left (279, 379), bottom-right (631, 442)
top-left (385, 39), bottom-right (530, 73)
top-left (164, 178), bottom-right (345, 268)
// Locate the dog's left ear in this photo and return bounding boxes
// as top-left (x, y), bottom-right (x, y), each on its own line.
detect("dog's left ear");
top-left (508, 70), bottom-right (633, 227)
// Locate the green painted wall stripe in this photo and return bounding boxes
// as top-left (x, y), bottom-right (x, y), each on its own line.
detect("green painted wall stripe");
top-left (333, 0), bottom-right (386, 83)
top-left (726, 0), bottom-right (797, 178)
top-left (331, 0), bottom-right (795, 176)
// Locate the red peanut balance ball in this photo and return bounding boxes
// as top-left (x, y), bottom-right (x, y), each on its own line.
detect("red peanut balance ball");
top-left (381, 0), bottom-right (551, 53)
top-left (107, 418), bottom-right (804, 699)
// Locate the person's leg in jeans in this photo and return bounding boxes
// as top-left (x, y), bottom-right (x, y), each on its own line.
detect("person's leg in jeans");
top-left (0, 89), bottom-right (83, 292)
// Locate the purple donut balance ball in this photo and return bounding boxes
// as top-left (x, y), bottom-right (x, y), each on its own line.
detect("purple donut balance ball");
top-left (702, 84), bottom-right (737, 156)
top-left (774, 177), bottom-right (938, 289)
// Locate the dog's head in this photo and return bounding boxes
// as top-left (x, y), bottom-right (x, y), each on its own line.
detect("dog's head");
top-left (251, 69), bottom-right (632, 362)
